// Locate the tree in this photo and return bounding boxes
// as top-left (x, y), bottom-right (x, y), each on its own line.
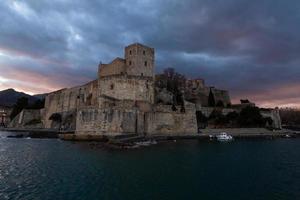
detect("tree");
top-left (208, 88), bottom-right (215, 107)
top-left (10, 97), bottom-right (28, 120)
top-left (157, 68), bottom-right (186, 105)
top-left (226, 111), bottom-right (239, 121)
top-left (208, 109), bottom-right (228, 126)
top-left (216, 100), bottom-right (224, 107)
top-left (238, 106), bottom-right (265, 127)
top-left (196, 111), bottom-right (208, 123)
top-left (27, 99), bottom-right (45, 109)
top-left (196, 111), bottom-right (208, 128)
top-left (225, 111), bottom-right (239, 127)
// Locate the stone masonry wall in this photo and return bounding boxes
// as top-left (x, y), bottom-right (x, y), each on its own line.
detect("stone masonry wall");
top-left (212, 88), bottom-right (231, 106)
top-left (99, 58), bottom-right (126, 77)
top-left (125, 43), bottom-right (154, 77)
top-left (76, 103), bottom-right (198, 136)
top-left (76, 107), bottom-right (138, 135)
top-left (261, 109), bottom-right (282, 129)
top-left (44, 80), bottom-right (98, 128)
top-left (98, 75), bottom-right (154, 107)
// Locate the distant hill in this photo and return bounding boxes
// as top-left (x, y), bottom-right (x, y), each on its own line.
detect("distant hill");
top-left (0, 88), bottom-right (46, 107)
top-left (33, 93), bottom-right (47, 100)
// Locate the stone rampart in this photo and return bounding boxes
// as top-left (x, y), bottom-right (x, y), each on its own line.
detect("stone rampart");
top-left (44, 80), bottom-right (98, 128)
top-left (261, 108), bottom-right (282, 129)
top-left (211, 88), bottom-right (231, 106)
top-left (76, 103), bottom-right (198, 136)
top-left (98, 58), bottom-right (126, 77)
top-left (98, 75), bottom-right (154, 107)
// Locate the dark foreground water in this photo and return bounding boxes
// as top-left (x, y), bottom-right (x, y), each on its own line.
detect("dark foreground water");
top-left (0, 132), bottom-right (299, 200)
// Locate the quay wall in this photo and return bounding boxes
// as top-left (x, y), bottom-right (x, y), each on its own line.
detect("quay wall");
top-left (75, 103), bottom-right (198, 136)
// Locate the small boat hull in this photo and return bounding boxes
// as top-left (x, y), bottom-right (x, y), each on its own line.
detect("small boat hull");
top-left (216, 132), bottom-right (233, 142)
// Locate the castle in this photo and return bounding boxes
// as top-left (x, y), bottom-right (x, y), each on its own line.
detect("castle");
top-left (43, 43), bottom-right (197, 135)
top-left (9, 43), bottom-right (282, 134)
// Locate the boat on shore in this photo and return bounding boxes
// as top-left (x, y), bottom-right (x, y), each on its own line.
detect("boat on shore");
top-left (216, 132), bottom-right (233, 141)
top-left (135, 140), bottom-right (158, 146)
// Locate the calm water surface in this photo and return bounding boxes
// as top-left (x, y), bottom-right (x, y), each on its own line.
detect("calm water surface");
top-left (0, 131), bottom-right (299, 200)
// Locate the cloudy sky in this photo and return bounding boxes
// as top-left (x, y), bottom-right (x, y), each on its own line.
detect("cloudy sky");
top-left (0, 0), bottom-right (299, 107)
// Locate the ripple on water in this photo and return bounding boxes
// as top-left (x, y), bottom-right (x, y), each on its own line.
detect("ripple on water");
top-left (0, 133), bottom-right (299, 200)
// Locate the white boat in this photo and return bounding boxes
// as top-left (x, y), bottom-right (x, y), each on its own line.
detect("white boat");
top-left (216, 132), bottom-right (233, 141)
top-left (135, 140), bottom-right (157, 146)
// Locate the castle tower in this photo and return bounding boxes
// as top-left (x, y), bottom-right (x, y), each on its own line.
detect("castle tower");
top-left (124, 43), bottom-right (154, 77)
top-left (97, 43), bottom-right (155, 108)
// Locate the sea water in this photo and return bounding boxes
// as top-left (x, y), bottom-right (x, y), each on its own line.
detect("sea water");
top-left (0, 131), bottom-right (299, 200)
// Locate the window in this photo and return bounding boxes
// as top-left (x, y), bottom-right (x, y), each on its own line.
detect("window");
top-left (141, 73), bottom-right (144, 77)
top-left (129, 50), bottom-right (132, 55)
top-left (110, 84), bottom-right (114, 90)
top-left (144, 61), bottom-right (147, 66)
top-left (129, 61), bottom-right (132, 65)
top-left (143, 50), bottom-right (145, 55)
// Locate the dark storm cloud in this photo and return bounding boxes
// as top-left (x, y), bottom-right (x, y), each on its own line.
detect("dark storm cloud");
top-left (0, 0), bottom-right (299, 106)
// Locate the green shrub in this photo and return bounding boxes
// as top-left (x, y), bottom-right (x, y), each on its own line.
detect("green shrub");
top-left (25, 119), bottom-right (42, 126)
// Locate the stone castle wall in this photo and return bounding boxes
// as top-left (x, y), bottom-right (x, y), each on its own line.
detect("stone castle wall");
top-left (99, 58), bottom-right (126, 77)
top-left (211, 88), bottom-right (231, 106)
top-left (184, 81), bottom-right (231, 107)
top-left (145, 102), bottom-right (198, 136)
top-left (98, 75), bottom-right (154, 107)
top-left (76, 107), bottom-right (138, 135)
top-left (44, 80), bottom-right (98, 128)
top-left (261, 109), bottom-right (282, 129)
top-left (75, 102), bottom-right (198, 136)
top-left (125, 43), bottom-right (154, 77)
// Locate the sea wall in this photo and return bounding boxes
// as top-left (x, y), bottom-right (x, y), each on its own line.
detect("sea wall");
top-left (76, 107), bottom-right (138, 135)
top-left (75, 102), bottom-right (198, 136)
top-left (145, 111), bottom-right (197, 136)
